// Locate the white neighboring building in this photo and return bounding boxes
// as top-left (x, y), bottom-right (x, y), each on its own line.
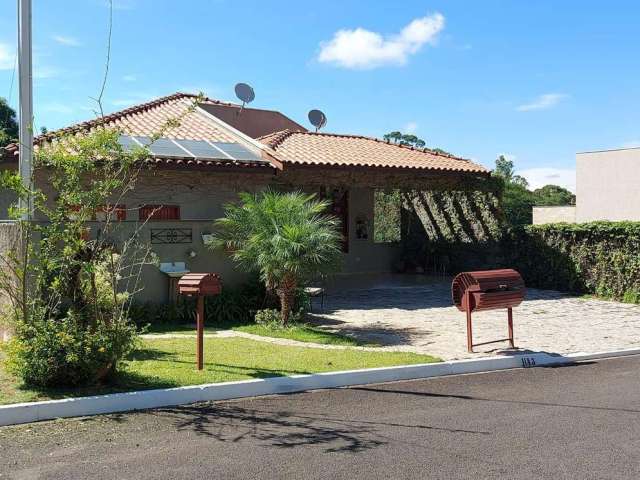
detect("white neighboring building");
top-left (533, 147), bottom-right (640, 224)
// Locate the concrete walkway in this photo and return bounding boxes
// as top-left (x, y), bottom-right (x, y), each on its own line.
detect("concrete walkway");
top-left (307, 280), bottom-right (640, 360)
top-left (142, 330), bottom-right (388, 352)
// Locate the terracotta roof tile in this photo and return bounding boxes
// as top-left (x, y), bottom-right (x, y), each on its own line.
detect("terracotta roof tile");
top-left (4, 93), bottom-right (239, 155)
top-left (258, 130), bottom-right (488, 173)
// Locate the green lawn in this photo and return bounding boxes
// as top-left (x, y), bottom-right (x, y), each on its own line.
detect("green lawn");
top-left (0, 337), bottom-right (439, 406)
top-left (145, 321), bottom-right (373, 347)
top-left (232, 323), bottom-right (367, 346)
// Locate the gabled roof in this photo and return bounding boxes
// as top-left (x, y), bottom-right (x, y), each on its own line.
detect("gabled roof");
top-left (4, 93), bottom-right (238, 156)
top-left (258, 130), bottom-right (488, 173)
top-left (3, 92), bottom-right (487, 175)
top-left (2, 93), bottom-right (278, 169)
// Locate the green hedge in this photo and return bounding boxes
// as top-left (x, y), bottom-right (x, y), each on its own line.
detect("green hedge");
top-left (401, 216), bottom-right (639, 302)
top-left (507, 222), bottom-right (640, 301)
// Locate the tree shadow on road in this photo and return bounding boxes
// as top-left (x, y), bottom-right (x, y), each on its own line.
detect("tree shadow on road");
top-left (154, 402), bottom-right (490, 454)
top-left (156, 404), bottom-right (387, 453)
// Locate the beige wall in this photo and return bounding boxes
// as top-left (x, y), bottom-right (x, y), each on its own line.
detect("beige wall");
top-left (532, 206), bottom-right (576, 224)
top-left (121, 173), bottom-right (400, 302)
top-left (576, 148), bottom-right (640, 222)
top-left (0, 166), bottom-right (401, 303)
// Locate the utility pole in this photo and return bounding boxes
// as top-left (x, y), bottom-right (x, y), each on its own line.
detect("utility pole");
top-left (17, 0), bottom-right (33, 220)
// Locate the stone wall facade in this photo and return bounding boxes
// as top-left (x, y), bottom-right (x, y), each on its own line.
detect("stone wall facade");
top-left (532, 206), bottom-right (576, 224)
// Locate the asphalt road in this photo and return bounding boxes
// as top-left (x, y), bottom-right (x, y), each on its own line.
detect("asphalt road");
top-left (1, 355), bottom-right (639, 480)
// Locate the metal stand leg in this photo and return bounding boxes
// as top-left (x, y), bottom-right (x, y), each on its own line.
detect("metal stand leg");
top-left (196, 296), bottom-right (204, 370)
top-left (466, 309), bottom-right (473, 353)
top-left (507, 307), bottom-right (514, 348)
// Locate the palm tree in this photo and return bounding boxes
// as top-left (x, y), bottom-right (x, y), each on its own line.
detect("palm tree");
top-left (211, 190), bottom-right (342, 324)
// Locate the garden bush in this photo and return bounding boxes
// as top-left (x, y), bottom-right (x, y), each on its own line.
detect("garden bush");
top-left (0, 129), bottom-right (150, 387)
top-left (5, 311), bottom-right (138, 387)
top-left (507, 222), bottom-right (640, 301)
top-left (211, 190), bottom-right (341, 324)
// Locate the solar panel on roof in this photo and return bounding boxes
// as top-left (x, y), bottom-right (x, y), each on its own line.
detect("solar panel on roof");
top-left (213, 142), bottom-right (262, 162)
top-left (117, 136), bottom-right (266, 163)
top-left (174, 139), bottom-right (226, 159)
top-left (146, 138), bottom-right (189, 158)
top-left (118, 135), bottom-right (151, 151)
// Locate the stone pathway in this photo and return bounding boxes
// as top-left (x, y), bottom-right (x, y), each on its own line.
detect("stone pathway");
top-left (142, 330), bottom-right (388, 352)
top-left (307, 282), bottom-right (640, 361)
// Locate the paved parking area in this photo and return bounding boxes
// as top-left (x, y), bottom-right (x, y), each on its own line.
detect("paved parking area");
top-left (310, 277), bottom-right (640, 360)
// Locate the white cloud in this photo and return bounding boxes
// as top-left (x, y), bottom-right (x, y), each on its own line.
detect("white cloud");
top-left (122, 74), bottom-right (137, 82)
top-left (404, 121), bottom-right (418, 134)
top-left (518, 167), bottom-right (576, 192)
top-left (52, 35), bottom-right (82, 47)
top-left (0, 43), bottom-right (15, 70)
top-left (516, 93), bottom-right (567, 112)
top-left (318, 13), bottom-right (445, 69)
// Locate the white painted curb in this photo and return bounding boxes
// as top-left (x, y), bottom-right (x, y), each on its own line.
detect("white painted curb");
top-left (1, 347), bottom-right (639, 427)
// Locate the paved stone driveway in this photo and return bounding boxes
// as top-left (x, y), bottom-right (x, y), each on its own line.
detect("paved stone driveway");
top-left (308, 280), bottom-right (640, 360)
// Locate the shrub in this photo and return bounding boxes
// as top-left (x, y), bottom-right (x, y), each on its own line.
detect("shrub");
top-left (507, 222), bottom-right (640, 300)
top-left (6, 311), bottom-right (138, 387)
top-left (0, 129), bottom-right (149, 387)
top-left (254, 308), bottom-right (281, 327)
top-left (254, 308), bottom-right (303, 328)
top-left (211, 190), bottom-right (342, 325)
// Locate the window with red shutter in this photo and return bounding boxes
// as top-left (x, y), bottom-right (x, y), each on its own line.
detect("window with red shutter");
top-left (139, 205), bottom-right (181, 221)
top-left (97, 204), bottom-right (126, 221)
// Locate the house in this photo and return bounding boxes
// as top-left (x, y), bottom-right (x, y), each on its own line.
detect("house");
top-left (533, 146), bottom-right (640, 224)
top-left (1, 92), bottom-right (489, 303)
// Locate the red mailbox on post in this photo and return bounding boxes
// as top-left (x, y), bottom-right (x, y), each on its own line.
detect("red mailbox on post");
top-left (177, 273), bottom-right (222, 370)
top-left (452, 269), bottom-right (525, 353)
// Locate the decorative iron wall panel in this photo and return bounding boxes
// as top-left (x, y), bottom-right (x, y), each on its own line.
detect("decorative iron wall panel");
top-left (150, 228), bottom-right (193, 244)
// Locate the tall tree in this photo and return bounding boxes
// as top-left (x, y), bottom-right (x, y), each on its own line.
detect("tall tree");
top-left (492, 155), bottom-right (535, 225)
top-left (493, 155), bottom-right (529, 188)
top-left (0, 97), bottom-right (19, 149)
top-left (533, 184), bottom-right (575, 206)
top-left (383, 131), bottom-right (402, 144)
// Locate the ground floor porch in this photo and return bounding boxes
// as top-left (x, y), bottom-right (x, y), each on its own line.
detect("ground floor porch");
top-left (308, 274), bottom-right (640, 360)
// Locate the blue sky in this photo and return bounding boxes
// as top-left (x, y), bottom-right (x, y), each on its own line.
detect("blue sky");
top-left (1, 0), bottom-right (639, 191)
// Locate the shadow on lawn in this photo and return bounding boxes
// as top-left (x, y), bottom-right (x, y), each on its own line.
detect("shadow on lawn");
top-left (13, 369), bottom-right (181, 401)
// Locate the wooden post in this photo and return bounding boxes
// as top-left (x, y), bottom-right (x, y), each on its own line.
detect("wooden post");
top-left (196, 295), bottom-right (204, 370)
top-left (465, 295), bottom-right (473, 353)
top-left (507, 307), bottom-right (514, 348)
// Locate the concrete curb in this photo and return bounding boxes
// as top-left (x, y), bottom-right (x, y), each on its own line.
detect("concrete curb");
top-left (1, 347), bottom-right (639, 427)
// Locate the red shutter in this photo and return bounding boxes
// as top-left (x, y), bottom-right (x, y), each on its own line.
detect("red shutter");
top-left (139, 205), bottom-right (181, 221)
top-left (97, 204), bottom-right (126, 221)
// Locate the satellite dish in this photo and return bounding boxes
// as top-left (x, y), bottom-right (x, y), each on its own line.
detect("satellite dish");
top-left (234, 83), bottom-right (255, 108)
top-left (308, 109), bottom-right (327, 132)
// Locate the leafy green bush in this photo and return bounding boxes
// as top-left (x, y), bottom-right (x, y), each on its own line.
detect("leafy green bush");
top-left (254, 308), bottom-right (303, 328)
top-left (0, 129), bottom-right (149, 388)
top-left (254, 308), bottom-right (281, 327)
top-left (5, 311), bottom-right (138, 387)
top-left (211, 190), bottom-right (342, 324)
top-left (506, 222), bottom-right (640, 301)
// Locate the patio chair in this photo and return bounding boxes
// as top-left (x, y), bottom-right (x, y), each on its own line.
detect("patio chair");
top-left (304, 276), bottom-right (327, 312)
